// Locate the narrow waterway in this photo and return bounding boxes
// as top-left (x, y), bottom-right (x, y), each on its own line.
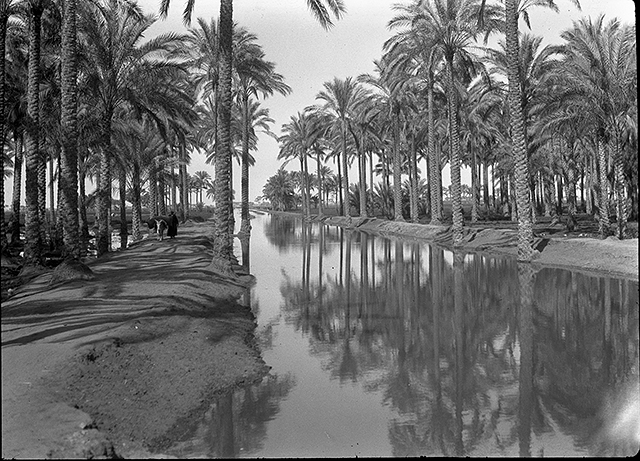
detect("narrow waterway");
top-left (166, 212), bottom-right (639, 458)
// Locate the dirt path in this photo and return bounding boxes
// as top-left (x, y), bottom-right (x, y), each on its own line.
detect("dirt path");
top-left (1, 222), bottom-right (268, 459)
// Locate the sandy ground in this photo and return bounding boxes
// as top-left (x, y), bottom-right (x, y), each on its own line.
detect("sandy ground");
top-left (1, 215), bottom-right (638, 459)
top-left (2, 222), bottom-right (268, 459)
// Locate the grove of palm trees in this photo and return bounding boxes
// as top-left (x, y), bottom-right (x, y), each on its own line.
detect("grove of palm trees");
top-left (261, 0), bottom-right (637, 264)
top-left (1, 0), bottom-right (638, 458)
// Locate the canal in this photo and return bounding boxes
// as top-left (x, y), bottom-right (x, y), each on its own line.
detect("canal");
top-left (165, 212), bottom-right (639, 457)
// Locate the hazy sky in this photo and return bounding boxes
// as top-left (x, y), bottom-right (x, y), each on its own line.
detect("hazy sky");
top-left (3, 0), bottom-right (637, 206)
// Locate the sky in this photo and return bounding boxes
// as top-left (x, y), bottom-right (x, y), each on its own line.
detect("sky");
top-left (3, 0), bottom-right (637, 206)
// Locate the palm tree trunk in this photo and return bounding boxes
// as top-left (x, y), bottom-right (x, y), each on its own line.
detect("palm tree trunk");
top-left (471, 147), bottom-right (478, 223)
top-left (149, 167), bottom-right (158, 217)
top-left (118, 165), bottom-right (127, 249)
top-left (59, 0), bottom-right (81, 259)
top-left (10, 132), bottom-right (23, 244)
top-left (597, 135), bottom-right (610, 237)
top-left (427, 71), bottom-right (441, 225)
top-left (505, 0), bottom-right (533, 261)
top-left (24, 4), bottom-right (44, 264)
top-left (131, 161), bottom-right (142, 241)
top-left (341, 120), bottom-right (350, 218)
top-left (482, 161), bottom-right (490, 212)
top-left (78, 154), bottom-right (89, 241)
top-left (240, 94), bottom-right (251, 235)
top-left (179, 143), bottom-right (188, 222)
top-left (358, 141), bottom-right (367, 218)
top-left (38, 137), bottom-right (47, 246)
top-left (611, 137), bottom-right (628, 239)
top-left (336, 156), bottom-right (342, 214)
top-left (410, 133), bottom-right (418, 223)
top-left (446, 57), bottom-right (462, 244)
top-left (393, 115), bottom-right (403, 222)
top-left (48, 150), bottom-right (55, 227)
top-left (316, 149), bottom-right (324, 216)
top-left (158, 172), bottom-right (166, 216)
top-left (0, 6), bottom-right (8, 252)
top-left (214, 0), bottom-right (234, 261)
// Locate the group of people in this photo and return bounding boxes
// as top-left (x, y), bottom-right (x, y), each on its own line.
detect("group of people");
top-left (147, 211), bottom-right (180, 241)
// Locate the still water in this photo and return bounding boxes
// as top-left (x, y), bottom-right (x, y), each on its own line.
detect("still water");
top-left (165, 212), bottom-right (639, 458)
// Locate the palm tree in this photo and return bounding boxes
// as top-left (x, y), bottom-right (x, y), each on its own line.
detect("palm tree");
top-left (316, 77), bottom-right (367, 219)
top-left (498, 0), bottom-right (581, 260)
top-left (23, 0), bottom-right (45, 265)
top-left (58, 0), bottom-right (82, 260)
top-left (262, 167), bottom-right (295, 211)
top-left (232, 26), bottom-right (290, 235)
top-left (419, 0), bottom-right (500, 245)
top-left (193, 170), bottom-right (212, 204)
top-left (386, 0), bottom-right (444, 224)
top-left (0, 0), bottom-right (19, 253)
top-left (278, 112), bottom-right (316, 217)
top-left (556, 15), bottom-right (634, 239)
top-left (79, 0), bottom-right (193, 256)
top-left (160, 0), bottom-right (345, 264)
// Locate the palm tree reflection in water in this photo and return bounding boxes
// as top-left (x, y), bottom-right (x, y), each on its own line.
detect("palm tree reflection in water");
top-left (164, 215), bottom-right (638, 457)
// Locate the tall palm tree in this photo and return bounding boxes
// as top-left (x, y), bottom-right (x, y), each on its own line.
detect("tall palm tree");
top-left (232, 27), bottom-right (290, 235)
top-left (79, 0), bottom-right (193, 256)
top-left (556, 15), bottom-right (634, 239)
top-left (0, 0), bottom-right (19, 253)
top-left (419, 0), bottom-right (500, 245)
top-left (23, 0), bottom-right (45, 265)
top-left (58, 0), bottom-right (82, 259)
top-left (386, 0), bottom-right (444, 224)
top-left (161, 0), bottom-right (345, 264)
top-left (317, 77), bottom-right (366, 219)
top-left (497, 0), bottom-right (581, 260)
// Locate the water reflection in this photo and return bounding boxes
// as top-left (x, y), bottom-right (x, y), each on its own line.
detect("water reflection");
top-left (167, 214), bottom-right (639, 458)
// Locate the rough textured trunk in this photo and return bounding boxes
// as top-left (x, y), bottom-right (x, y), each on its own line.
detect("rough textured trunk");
top-left (213, 0), bottom-right (234, 261)
top-left (59, 0), bottom-right (81, 259)
top-left (358, 138), bottom-right (367, 218)
top-left (0, 7), bottom-right (7, 252)
top-left (410, 134), bottom-right (418, 223)
top-left (611, 137), bottom-right (628, 239)
top-left (10, 133), bottom-right (23, 244)
top-left (97, 121), bottom-right (112, 256)
top-left (427, 73), bottom-right (441, 225)
top-left (37, 137), bottom-right (47, 246)
top-left (316, 148), bottom-right (324, 216)
top-left (482, 161), bottom-right (490, 212)
top-left (131, 161), bottom-right (142, 241)
top-left (341, 120), bottom-right (350, 218)
top-left (506, 0), bottom-right (533, 261)
top-left (392, 115), bottom-right (404, 222)
top-left (304, 155), bottom-right (311, 216)
top-left (78, 155), bottom-right (89, 241)
top-left (446, 57), bottom-right (463, 244)
top-left (240, 94), bottom-right (251, 235)
top-left (24, 5), bottom-right (44, 264)
top-left (179, 143), bottom-right (188, 222)
top-left (597, 136), bottom-right (610, 238)
top-left (158, 172), bottom-right (166, 216)
top-left (471, 148), bottom-right (478, 223)
top-left (118, 166), bottom-right (128, 250)
top-left (149, 167), bottom-right (158, 217)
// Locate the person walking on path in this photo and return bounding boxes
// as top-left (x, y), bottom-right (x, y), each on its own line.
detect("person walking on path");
top-left (167, 211), bottom-right (179, 239)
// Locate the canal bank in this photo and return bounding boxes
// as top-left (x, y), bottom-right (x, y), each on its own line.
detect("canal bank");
top-left (308, 214), bottom-right (639, 281)
top-left (1, 221), bottom-right (268, 459)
